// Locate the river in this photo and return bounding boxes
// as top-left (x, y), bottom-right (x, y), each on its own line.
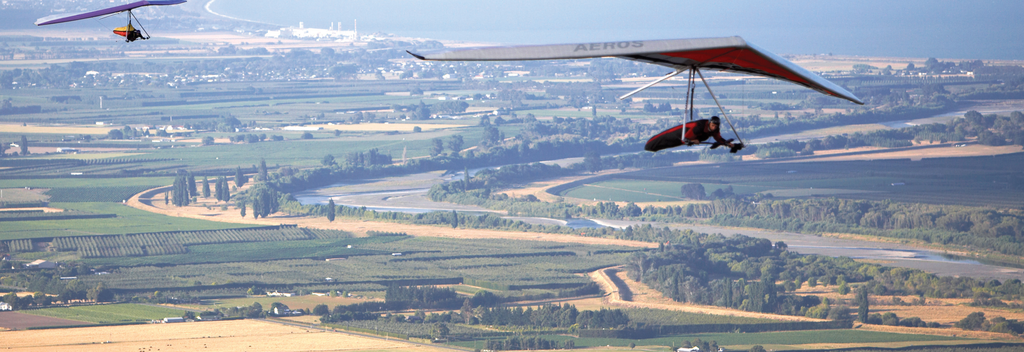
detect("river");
top-left (293, 162), bottom-right (1024, 280)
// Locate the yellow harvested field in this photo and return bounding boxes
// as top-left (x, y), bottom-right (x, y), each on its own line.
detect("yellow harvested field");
top-left (2, 319), bottom-right (451, 352)
top-left (309, 123), bottom-right (466, 132)
top-left (0, 124), bottom-right (118, 135)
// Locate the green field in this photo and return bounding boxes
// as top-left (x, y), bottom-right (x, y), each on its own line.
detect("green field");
top-left (66, 236), bottom-right (628, 291)
top-left (45, 186), bottom-right (156, 202)
top-left (82, 237), bottom-right (386, 266)
top-left (22, 303), bottom-right (191, 324)
top-left (449, 330), bottom-right (965, 349)
top-left (557, 153), bottom-right (1024, 208)
top-left (560, 179), bottom-right (774, 202)
top-left (625, 308), bottom-right (775, 325)
top-left (0, 202), bottom-right (255, 240)
top-left (0, 177), bottom-right (173, 189)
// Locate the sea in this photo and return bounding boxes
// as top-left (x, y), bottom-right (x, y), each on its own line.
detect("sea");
top-left (206, 0), bottom-right (1024, 60)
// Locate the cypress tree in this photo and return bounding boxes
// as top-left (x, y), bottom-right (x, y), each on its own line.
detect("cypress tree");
top-left (172, 172), bottom-right (189, 207)
top-left (19, 135), bottom-right (29, 155)
top-left (451, 210), bottom-right (459, 228)
top-left (214, 176), bottom-right (223, 202)
top-left (202, 176), bottom-right (211, 198)
top-left (220, 177), bottom-right (231, 202)
top-left (239, 201), bottom-right (247, 218)
top-left (235, 166), bottom-right (246, 188)
top-left (856, 286), bottom-right (870, 323)
top-left (327, 198), bottom-right (336, 222)
top-left (187, 172), bottom-right (198, 198)
top-left (258, 158), bottom-right (268, 181)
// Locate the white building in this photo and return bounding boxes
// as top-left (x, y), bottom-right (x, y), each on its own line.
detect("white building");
top-left (282, 126), bottom-right (323, 131)
top-left (25, 260), bottom-right (56, 269)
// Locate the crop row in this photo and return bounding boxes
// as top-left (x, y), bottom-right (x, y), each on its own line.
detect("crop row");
top-left (47, 228), bottom-right (352, 258)
top-left (8, 239), bottom-right (33, 252)
top-left (331, 320), bottom-right (497, 338)
top-left (0, 211), bottom-right (115, 222)
top-left (45, 186), bottom-right (155, 202)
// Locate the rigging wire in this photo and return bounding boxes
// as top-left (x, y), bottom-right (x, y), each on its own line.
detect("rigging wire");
top-left (129, 10), bottom-right (151, 40)
top-left (695, 68), bottom-right (744, 146)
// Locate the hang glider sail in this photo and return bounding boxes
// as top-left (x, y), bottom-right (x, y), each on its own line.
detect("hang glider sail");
top-left (408, 36), bottom-right (861, 105)
top-left (35, 0), bottom-right (186, 42)
top-left (408, 36), bottom-right (863, 153)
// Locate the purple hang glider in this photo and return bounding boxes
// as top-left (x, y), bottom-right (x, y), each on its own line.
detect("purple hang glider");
top-left (35, 0), bottom-right (186, 42)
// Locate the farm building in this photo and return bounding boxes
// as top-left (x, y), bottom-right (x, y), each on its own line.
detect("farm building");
top-left (272, 307), bottom-right (304, 316)
top-left (0, 302), bottom-right (11, 311)
top-left (24, 260), bottom-right (56, 269)
top-left (163, 317), bottom-right (185, 323)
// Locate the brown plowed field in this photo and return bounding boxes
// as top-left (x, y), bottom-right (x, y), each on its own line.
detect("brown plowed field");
top-left (0, 311), bottom-right (88, 330)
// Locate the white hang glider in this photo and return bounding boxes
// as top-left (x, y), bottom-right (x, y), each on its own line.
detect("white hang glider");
top-left (408, 36), bottom-right (863, 152)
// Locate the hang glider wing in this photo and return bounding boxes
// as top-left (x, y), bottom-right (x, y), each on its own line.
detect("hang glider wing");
top-left (35, 0), bottom-right (187, 26)
top-left (408, 36), bottom-right (863, 105)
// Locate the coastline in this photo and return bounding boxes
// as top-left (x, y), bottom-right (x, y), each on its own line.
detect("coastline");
top-left (202, 0), bottom-right (278, 26)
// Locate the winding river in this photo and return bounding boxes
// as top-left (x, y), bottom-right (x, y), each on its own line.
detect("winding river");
top-left (294, 109), bottom-right (1024, 280)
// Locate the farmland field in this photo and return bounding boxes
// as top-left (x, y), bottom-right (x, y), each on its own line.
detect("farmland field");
top-left (559, 179), bottom-right (773, 202)
top-left (0, 311), bottom-right (88, 329)
top-left (553, 152), bottom-right (1024, 208)
top-left (0, 177), bottom-right (174, 189)
top-left (83, 238), bottom-right (384, 266)
top-left (504, 330), bottom-right (966, 349)
top-left (0, 187), bottom-right (48, 203)
top-left (0, 202), bottom-right (256, 241)
top-left (45, 186), bottom-right (156, 202)
top-left (21, 303), bottom-right (191, 324)
top-left (189, 294), bottom-right (380, 311)
top-left (63, 236), bottom-right (629, 291)
top-left (22, 152), bottom-right (146, 160)
top-left (2, 319), bottom-right (452, 352)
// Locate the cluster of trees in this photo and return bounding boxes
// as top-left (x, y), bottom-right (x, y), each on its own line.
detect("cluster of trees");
top-left (106, 125), bottom-right (150, 140)
top-left (0, 265), bottom-right (113, 309)
top-left (687, 197), bottom-right (1024, 258)
top-left (752, 110), bottom-right (1024, 159)
top-left (624, 235), bottom-right (830, 316)
top-left (171, 170), bottom-right (195, 206)
top-left (475, 304), bottom-right (628, 329)
top-left (243, 184), bottom-right (282, 219)
top-left (384, 285), bottom-right (463, 310)
top-left (679, 184), bottom-right (736, 200)
top-left (486, 336), bottom-right (572, 351)
top-left (217, 301), bottom-right (266, 318)
top-left (171, 171), bottom-right (231, 206)
top-left (642, 102), bottom-right (675, 113)
top-left (956, 312), bottom-right (1024, 335)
